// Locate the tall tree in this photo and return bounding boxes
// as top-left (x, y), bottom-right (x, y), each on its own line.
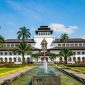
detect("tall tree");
top-left (59, 47), bottom-right (74, 64)
top-left (14, 42), bottom-right (32, 64)
top-left (49, 54), bottom-right (57, 62)
top-left (32, 54), bottom-right (38, 62)
top-left (0, 35), bottom-right (4, 43)
top-left (0, 26), bottom-right (4, 48)
top-left (60, 33), bottom-right (69, 47)
top-left (17, 26), bottom-right (31, 42)
top-left (0, 27), bottom-right (4, 43)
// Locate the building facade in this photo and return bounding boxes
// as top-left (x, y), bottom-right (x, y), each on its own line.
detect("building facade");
top-left (0, 26), bottom-right (85, 63)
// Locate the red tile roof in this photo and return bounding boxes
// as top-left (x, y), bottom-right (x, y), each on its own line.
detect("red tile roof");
top-left (0, 46), bottom-right (40, 51)
top-left (49, 46), bottom-right (85, 50)
top-left (53, 38), bottom-right (85, 43)
top-left (33, 52), bottom-right (56, 56)
top-left (4, 39), bottom-right (36, 43)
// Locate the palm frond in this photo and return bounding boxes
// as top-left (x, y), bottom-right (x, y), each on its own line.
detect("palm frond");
top-left (0, 35), bottom-right (4, 43)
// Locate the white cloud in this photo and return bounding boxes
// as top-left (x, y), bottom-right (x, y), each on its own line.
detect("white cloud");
top-left (49, 23), bottom-right (78, 34)
top-left (81, 35), bottom-right (85, 39)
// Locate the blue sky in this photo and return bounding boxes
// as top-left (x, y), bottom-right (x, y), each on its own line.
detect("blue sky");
top-left (0, 0), bottom-right (85, 39)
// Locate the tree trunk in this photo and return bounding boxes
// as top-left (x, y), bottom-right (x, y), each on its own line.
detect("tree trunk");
top-left (37, 58), bottom-right (38, 62)
top-left (64, 56), bottom-right (67, 64)
top-left (22, 35), bottom-right (25, 43)
top-left (22, 52), bottom-right (25, 65)
top-left (22, 38), bottom-right (25, 43)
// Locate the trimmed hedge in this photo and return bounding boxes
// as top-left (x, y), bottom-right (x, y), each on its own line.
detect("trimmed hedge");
top-left (65, 64), bottom-right (85, 67)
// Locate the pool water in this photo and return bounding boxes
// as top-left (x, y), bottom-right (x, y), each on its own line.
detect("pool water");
top-left (11, 68), bottom-right (83, 85)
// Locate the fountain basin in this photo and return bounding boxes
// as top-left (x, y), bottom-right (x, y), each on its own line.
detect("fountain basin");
top-left (32, 67), bottom-right (61, 85)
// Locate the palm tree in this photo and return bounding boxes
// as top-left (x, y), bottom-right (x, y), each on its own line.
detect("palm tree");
top-left (14, 42), bottom-right (32, 64)
top-left (59, 47), bottom-right (74, 64)
top-left (0, 35), bottom-right (4, 48)
top-left (60, 33), bottom-right (69, 47)
top-left (49, 54), bottom-right (57, 62)
top-left (32, 54), bottom-right (38, 62)
top-left (0, 26), bottom-right (4, 46)
top-left (17, 26), bottom-right (31, 42)
top-left (0, 35), bottom-right (4, 43)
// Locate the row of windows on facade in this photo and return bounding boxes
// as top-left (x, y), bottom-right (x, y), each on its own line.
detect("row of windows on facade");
top-left (4, 43), bottom-right (17, 47)
top-left (0, 52), bottom-right (29, 55)
top-left (0, 51), bottom-right (84, 55)
top-left (4, 43), bottom-right (30, 47)
top-left (57, 43), bottom-right (85, 47)
top-left (4, 43), bottom-right (85, 48)
top-left (37, 32), bottom-right (51, 35)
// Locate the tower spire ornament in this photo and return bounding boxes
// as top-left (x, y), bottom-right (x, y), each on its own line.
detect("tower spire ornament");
top-left (41, 38), bottom-right (48, 60)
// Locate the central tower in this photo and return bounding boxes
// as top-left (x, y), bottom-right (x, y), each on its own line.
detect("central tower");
top-left (41, 38), bottom-right (48, 51)
top-left (35, 26), bottom-right (53, 36)
top-left (34, 26), bottom-right (55, 49)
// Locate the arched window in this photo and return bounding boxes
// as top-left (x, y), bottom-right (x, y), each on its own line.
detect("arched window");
top-left (9, 52), bottom-right (12, 55)
top-left (41, 33), bottom-right (42, 35)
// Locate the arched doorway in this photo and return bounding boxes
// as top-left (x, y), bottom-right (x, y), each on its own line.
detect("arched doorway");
top-left (4, 58), bottom-right (7, 62)
top-left (27, 57), bottom-right (30, 63)
top-left (73, 57), bottom-right (76, 62)
top-left (9, 57), bottom-right (12, 63)
top-left (14, 57), bottom-right (16, 62)
top-left (0, 58), bottom-right (3, 63)
top-left (18, 57), bottom-right (21, 62)
top-left (41, 57), bottom-right (48, 62)
top-left (60, 57), bottom-right (62, 63)
top-left (82, 57), bottom-right (85, 63)
top-left (78, 57), bottom-right (81, 63)
top-left (68, 57), bottom-right (71, 61)
top-left (22, 58), bottom-right (25, 62)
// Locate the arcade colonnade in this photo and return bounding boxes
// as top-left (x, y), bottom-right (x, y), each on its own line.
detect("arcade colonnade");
top-left (0, 55), bottom-right (85, 63)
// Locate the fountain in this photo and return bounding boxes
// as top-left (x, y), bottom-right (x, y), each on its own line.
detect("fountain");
top-left (32, 58), bottom-right (61, 85)
top-left (32, 39), bottom-right (61, 85)
top-left (43, 59), bottom-right (48, 73)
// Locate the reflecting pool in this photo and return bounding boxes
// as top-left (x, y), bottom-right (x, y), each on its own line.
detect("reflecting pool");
top-left (11, 68), bottom-right (83, 85)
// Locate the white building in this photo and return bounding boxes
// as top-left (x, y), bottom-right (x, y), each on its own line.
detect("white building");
top-left (0, 26), bottom-right (85, 63)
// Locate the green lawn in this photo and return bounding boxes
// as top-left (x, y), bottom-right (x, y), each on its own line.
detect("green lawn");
top-left (67, 67), bottom-right (85, 73)
top-left (0, 66), bottom-right (23, 73)
top-left (11, 67), bottom-right (83, 85)
top-left (56, 64), bottom-right (85, 73)
top-left (0, 64), bottom-right (34, 75)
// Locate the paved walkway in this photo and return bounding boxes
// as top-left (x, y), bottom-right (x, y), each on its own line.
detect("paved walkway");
top-left (64, 69), bottom-right (85, 79)
top-left (58, 67), bottom-right (85, 84)
top-left (0, 67), bottom-right (35, 84)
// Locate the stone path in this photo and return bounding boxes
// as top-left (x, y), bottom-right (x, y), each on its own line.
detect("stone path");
top-left (0, 67), bottom-right (35, 85)
top-left (64, 69), bottom-right (85, 79)
top-left (57, 67), bottom-right (85, 84)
